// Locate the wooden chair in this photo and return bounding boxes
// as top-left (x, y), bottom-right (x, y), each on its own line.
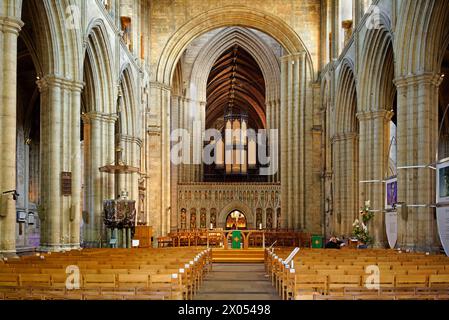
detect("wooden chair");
top-left (299, 233), bottom-right (312, 248)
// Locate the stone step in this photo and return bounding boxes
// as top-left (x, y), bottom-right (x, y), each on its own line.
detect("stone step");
top-left (194, 263), bottom-right (279, 301)
top-left (198, 280), bottom-right (276, 293)
top-left (212, 264), bottom-right (265, 272)
top-left (204, 273), bottom-right (266, 281)
top-left (194, 293), bottom-right (279, 300)
top-left (212, 249), bottom-right (265, 263)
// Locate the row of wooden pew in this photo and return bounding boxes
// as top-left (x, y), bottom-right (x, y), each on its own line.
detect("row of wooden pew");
top-left (0, 248), bottom-right (212, 300)
top-left (265, 248), bottom-right (449, 300)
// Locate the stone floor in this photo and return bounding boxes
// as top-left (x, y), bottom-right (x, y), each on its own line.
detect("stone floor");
top-left (194, 263), bottom-right (281, 300)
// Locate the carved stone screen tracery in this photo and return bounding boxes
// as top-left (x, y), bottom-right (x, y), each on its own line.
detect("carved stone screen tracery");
top-left (176, 183), bottom-right (280, 230)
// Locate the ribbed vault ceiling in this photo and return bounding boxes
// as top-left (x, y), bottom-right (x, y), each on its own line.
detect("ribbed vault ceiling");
top-left (206, 45), bottom-right (266, 130)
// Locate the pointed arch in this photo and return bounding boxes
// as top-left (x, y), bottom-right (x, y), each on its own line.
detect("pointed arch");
top-left (156, 5), bottom-right (314, 86)
top-left (118, 65), bottom-right (137, 138)
top-left (188, 27), bottom-right (280, 104)
top-left (333, 58), bottom-right (359, 237)
top-left (335, 58), bottom-right (358, 134)
top-left (395, 0), bottom-right (449, 76)
top-left (358, 11), bottom-right (395, 112)
top-left (83, 19), bottom-right (115, 113)
top-left (24, 0), bottom-right (82, 80)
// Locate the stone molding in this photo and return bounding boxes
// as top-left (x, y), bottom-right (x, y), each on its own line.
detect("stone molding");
top-left (331, 132), bottom-right (358, 142)
top-left (0, 16), bottom-right (24, 35)
top-left (394, 72), bottom-right (444, 88)
top-left (81, 111), bottom-right (118, 123)
top-left (356, 109), bottom-right (393, 122)
top-left (36, 75), bottom-right (85, 92)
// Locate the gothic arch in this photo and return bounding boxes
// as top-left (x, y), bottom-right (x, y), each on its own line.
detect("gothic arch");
top-left (83, 19), bottom-right (115, 114)
top-left (156, 5), bottom-right (314, 86)
top-left (24, 0), bottom-right (82, 80)
top-left (188, 27), bottom-right (280, 104)
top-left (333, 58), bottom-right (359, 237)
top-left (395, 0), bottom-right (449, 77)
top-left (358, 12), bottom-right (395, 112)
top-left (335, 59), bottom-right (358, 134)
top-left (218, 201), bottom-right (254, 228)
top-left (119, 65), bottom-right (138, 138)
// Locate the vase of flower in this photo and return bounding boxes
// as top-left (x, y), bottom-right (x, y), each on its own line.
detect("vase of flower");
top-left (352, 200), bottom-right (374, 247)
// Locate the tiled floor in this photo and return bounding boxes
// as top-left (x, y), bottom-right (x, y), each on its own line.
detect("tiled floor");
top-left (194, 263), bottom-right (281, 300)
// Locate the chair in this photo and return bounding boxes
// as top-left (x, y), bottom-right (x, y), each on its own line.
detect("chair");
top-left (300, 233), bottom-right (311, 248)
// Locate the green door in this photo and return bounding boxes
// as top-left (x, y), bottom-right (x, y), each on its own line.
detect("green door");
top-left (231, 231), bottom-right (242, 249)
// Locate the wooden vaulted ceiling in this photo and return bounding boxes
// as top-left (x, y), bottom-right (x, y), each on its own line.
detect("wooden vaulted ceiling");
top-left (206, 45), bottom-right (266, 129)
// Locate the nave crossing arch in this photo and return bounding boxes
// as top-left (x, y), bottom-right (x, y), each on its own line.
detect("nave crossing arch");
top-left (147, 6), bottom-right (320, 238)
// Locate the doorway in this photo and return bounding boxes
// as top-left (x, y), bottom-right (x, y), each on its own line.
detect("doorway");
top-left (226, 210), bottom-right (247, 230)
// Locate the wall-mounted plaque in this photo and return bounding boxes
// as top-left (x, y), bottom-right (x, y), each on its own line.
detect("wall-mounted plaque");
top-left (61, 172), bottom-right (72, 196)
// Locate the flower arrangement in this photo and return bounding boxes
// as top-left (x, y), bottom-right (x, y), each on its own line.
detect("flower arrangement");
top-left (360, 200), bottom-right (374, 224)
top-left (352, 201), bottom-right (374, 245)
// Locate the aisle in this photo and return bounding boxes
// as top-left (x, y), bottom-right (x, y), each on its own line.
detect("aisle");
top-left (194, 263), bottom-right (281, 300)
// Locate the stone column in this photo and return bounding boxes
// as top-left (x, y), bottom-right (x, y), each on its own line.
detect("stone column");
top-left (170, 95), bottom-right (180, 231)
top-left (147, 82), bottom-right (171, 239)
top-left (357, 110), bottom-right (392, 248)
top-left (184, 98), bottom-right (203, 183)
top-left (81, 112), bottom-right (116, 247)
top-left (0, 11), bottom-right (23, 257)
top-left (280, 52), bottom-right (307, 231)
top-left (394, 73), bottom-right (443, 252)
top-left (69, 84), bottom-right (84, 249)
top-left (266, 99), bottom-right (281, 183)
top-left (199, 101), bottom-right (206, 182)
top-left (332, 132), bottom-right (358, 237)
top-left (37, 76), bottom-right (84, 251)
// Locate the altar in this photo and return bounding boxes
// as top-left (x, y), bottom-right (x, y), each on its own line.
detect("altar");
top-left (207, 230), bottom-right (267, 250)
